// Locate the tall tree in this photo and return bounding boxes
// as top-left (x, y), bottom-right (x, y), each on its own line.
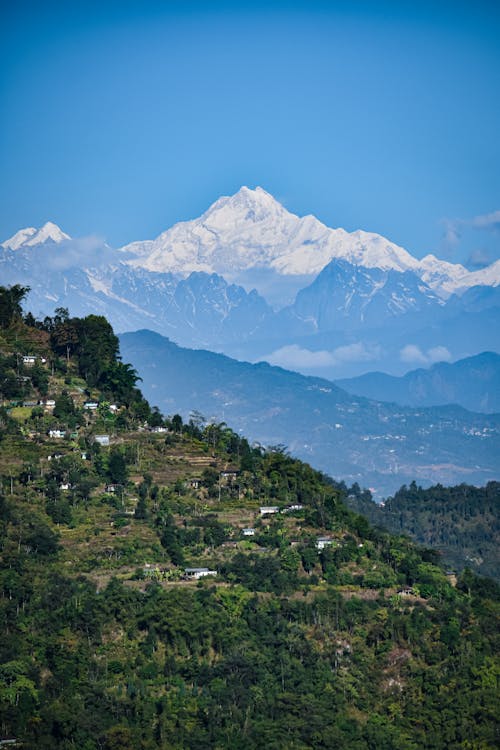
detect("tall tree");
top-left (0, 285), bottom-right (30, 328)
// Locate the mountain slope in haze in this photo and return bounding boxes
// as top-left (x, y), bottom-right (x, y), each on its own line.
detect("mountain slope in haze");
top-left (0, 241), bottom-right (274, 348)
top-left (337, 352), bottom-right (500, 413)
top-left (279, 260), bottom-right (444, 333)
top-left (119, 329), bottom-right (500, 498)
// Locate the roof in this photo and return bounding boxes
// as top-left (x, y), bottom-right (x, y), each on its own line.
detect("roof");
top-left (184, 567), bottom-right (210, 573)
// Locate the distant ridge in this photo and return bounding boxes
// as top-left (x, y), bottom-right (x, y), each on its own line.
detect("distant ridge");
top-left (119, 329), bottom-right (500, 497)
top-left (336, 352), bottom-right (500, 413)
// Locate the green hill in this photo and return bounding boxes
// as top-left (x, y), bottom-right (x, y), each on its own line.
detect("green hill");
top-left (0, 287), bottom-right (499, 749)
top-left (344, 480), bottom-right (500, 581)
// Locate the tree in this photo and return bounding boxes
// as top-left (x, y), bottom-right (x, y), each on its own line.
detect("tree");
top-left (0, 285), bottom-right (30, 328)
top-left (171, 414), bottom-right (183, 433)
top-left (134, 495), bottom-right (148, 520)
top-left (50, 311), bottom-right (79, 362)
top-left (107, 449), bottom-right (128, 485)
top-left (76, 315), bottom-right (120, 387)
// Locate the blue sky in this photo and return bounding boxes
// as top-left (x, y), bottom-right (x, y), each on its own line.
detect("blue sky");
top-left (1, 0), bottom-right (499, 266)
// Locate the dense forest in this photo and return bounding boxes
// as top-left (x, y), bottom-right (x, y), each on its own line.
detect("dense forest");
top-left (344, 481), bottom-right (500, 581)
top-left (0, 285), bottom-right (499, 749)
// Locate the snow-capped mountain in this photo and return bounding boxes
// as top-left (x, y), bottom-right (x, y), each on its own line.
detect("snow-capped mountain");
top-left (1, 221), bottom-right (70, 250)
top-left (1, 189), bottom-right (499, 379)
top-left (121, 186), bottom-right (500, 299)
top-left (122, 186), bottom-right (423, 280)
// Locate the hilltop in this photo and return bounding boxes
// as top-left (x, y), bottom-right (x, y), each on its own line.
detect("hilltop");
top-left (0, 285), bottom-right (499, 749)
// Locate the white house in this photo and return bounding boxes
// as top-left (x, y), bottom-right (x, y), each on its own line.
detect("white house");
top-left (316, 537), bottom-right (333, 551)
top-left (242, 528), bottom-right (255, 537)
top-left (48, 429), bottom-right (65, 439)
top-left (184, 567), bottom-right (217, 580)
top-left (95, 435), bottom-right (110, 446)
top-left (22, 355), bottom-right (36, 366)
top-left (397, 588), bottom-right (414, 597)
top-left (220, 470), bottom-right (238, 482)
top-left (84, 401), bottom-right (99, 411)
top-left (259, 506), bottom-right (279, 516)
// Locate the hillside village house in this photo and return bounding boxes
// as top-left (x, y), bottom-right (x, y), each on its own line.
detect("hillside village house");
top-left (184, 567), bottom-right (217, 580)
top-left (220, 470), bottom-right (238, 482)
top-left (48, 429), bottom-right (65, 439)
top-left (316, 537), bottom-right (334, 551)
top-left (95, 435), bottom-right (110, 446)
top-left (22, 355), bottom-right (36, 366)
top-left (242, 528), bottom-right (255, 536)
top-left (259, 506), bottom-right (279, 516)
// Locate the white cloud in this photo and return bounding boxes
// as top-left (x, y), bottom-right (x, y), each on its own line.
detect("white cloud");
top-left (264, 341), bottom-right (381, 371)
top-left (400, 344), bottom-right (451, 366)
top-left (265, 345), bottom-right (335, 369)
top-left (470, 210), bottom-right (500, 232)
top-left (466, 247), bottom-right (492, 269)
top-left (44, 235), bottom-right (110, 271)
top-left (400, 344), bottom-right (428, 365)
top-left (332, 342), bottom-right (380, 363)
top-left (440, 218), bottom-right (461, 254)
top-left (439, 209), bottom-right (500, 259)
top-left (427, 346), bottom-right (452, 363)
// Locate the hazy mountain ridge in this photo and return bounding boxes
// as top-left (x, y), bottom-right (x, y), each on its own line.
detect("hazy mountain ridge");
top-left (119, 329), bottom-right (500, 498)
top-left (337, 352), bottom-right (500, 413)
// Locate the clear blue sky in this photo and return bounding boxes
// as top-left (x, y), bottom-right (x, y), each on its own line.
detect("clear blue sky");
top-left (1, 0), bottom-right (499, 266)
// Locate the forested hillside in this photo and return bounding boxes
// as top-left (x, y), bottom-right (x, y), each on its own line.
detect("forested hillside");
top-left (345, 481), bottom-right (500, 581)
top-left (0, 286), bottom-right (499, 749)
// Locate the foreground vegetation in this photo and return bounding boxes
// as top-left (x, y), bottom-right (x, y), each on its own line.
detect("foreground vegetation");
top-left (1, 286), bottom-right (499, 749)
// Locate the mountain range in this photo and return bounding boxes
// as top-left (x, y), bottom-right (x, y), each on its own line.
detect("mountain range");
top-left (337, 352), bottom-right (500, 413)
top-left (119, 329), bottom-right (500, 498)
top-left (2, 187), bottom-right (499, 379)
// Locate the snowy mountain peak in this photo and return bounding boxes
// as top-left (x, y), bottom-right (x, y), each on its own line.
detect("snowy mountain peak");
top-left (120, 187), bottom-right (500, 297)
top-left (1, 221), bottom-right (70, 250)
top-left (123, 186), bottom-right (426, 280)
top-left (199, 185), bottom-right (288, 226)
top-left (1, 226), bottom-right (37, 250)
